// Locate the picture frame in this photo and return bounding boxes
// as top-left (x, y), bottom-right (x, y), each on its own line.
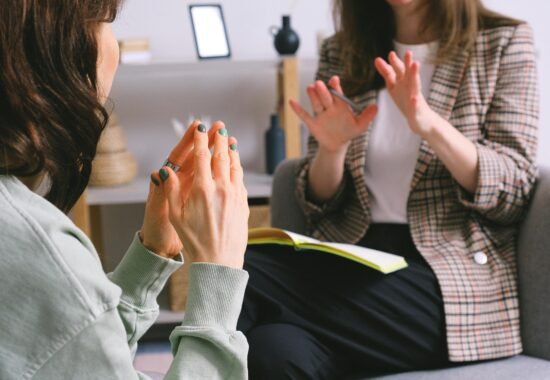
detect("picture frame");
top-left (189, 4), bottom-right (231, 60)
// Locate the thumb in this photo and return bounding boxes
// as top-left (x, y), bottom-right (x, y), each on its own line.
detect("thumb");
top-left (147, 173), bottom-right (167, 208)
top-left (160, 166), bottom-right (182, 223)
top-left (356, 104), bottom-right (378, 132)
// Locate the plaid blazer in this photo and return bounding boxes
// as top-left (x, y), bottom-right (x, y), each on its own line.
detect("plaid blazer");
top-left (295, 23), bottom-right (539, 362)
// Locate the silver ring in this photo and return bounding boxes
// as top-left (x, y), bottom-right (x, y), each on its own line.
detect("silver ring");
top-left (163, 159), bottom-right (181, 172)
top-left (314, 108), bottom-right (326, 116)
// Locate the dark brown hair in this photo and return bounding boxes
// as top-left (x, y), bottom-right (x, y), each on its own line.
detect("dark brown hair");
top-left (334, 0), bottom-right (522, 96)
top-left (0, 0), bottom-right (121, 212)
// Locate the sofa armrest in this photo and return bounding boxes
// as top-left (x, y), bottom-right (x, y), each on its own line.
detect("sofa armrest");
top-left (518, 166), bottom-right (550, 360)
top-left (270, 159), bottom-right (308, 234)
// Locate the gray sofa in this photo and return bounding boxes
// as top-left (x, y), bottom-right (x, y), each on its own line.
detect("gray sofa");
top-left (270, 159), bottom-right (550, 380)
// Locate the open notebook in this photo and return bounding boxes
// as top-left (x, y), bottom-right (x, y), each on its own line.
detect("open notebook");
top-left (248, 228), bottom-right (408, 274)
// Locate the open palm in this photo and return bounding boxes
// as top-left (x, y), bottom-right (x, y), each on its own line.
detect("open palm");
top-left (375, 51), bottom-right (434, 136)
top-left (290, 76), bottom-right (378, 153)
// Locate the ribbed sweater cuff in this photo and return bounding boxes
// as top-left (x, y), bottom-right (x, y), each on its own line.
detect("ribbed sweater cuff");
top-left (182, 263), bottom-right (249, 330)
top-left (109, 232), bottom-right (183, 309)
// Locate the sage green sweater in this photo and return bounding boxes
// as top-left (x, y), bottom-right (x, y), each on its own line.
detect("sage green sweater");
top-left (0, 175), bottom-right (249, 379)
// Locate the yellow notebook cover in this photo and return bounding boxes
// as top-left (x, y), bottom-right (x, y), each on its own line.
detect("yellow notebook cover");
top-left (248, 227), bottom-right (408, 274)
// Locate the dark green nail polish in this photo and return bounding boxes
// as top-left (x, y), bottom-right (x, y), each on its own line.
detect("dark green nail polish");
top-left (198, 124), bottom-right (206, 133)
top-left (230, 143), bottom-right (238, 151)
top-left (150, 174), bottom-right (160, 186)
top-left (159, 168), bottom-right (169, 182)
top-left (218, 128), bottom-right (228, 137)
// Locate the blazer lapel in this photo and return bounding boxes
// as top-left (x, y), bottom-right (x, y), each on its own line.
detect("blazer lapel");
top-left (410, 49), bottom-right (471, 191)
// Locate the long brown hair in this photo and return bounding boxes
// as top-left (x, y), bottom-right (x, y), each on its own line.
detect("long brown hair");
top-left (334, 0), bottom-right (522, 96)
top-left (0, 0), bottom-right (121, 212)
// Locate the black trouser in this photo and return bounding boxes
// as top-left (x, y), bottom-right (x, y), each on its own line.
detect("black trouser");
top-left (238, 224), bottom-right (450, 380)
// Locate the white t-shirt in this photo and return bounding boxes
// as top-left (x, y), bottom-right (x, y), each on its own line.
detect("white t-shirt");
top-left (364, 40), bottom-right (438, 223)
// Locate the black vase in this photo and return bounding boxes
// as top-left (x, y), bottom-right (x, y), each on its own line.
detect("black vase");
top-left (272, 15), bottom-right (300, 55)
top-left (265, 114), bottom-right (286, 174)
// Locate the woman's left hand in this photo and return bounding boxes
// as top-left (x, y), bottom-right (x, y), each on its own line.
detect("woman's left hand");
top-left (374, 51), bottom-right (440, 137)
top-left (140, 120), bottom-right (224, 259)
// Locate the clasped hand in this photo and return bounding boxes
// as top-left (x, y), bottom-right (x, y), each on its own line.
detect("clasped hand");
top-left (140, 121), bottom-right (249, 269)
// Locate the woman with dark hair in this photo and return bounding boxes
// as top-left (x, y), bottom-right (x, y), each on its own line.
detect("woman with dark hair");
top-left (0, 1), bottom-right (249, 379)
top-left (238, 0), bottom-right (539, 378)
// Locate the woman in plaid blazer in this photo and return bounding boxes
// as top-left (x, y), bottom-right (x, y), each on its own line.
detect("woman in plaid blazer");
top-left (238, 0), bottom-right (539, 378)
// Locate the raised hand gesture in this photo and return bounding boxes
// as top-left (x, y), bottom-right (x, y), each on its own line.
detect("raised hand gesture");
top-left (290, 75), bottom-right (378, 154)
top-left (374, 51), bottom-right (437, 137)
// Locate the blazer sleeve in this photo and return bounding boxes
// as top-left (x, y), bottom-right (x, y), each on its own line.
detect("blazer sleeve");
top-left (295, 38), bottom-right (352, 224)
top-left (456, 23), bottom-right (539, 225)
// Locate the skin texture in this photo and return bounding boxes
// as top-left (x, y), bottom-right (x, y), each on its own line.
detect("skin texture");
top-left (96, 23), bottom-right (120, 103)
top-left (290, 0), bottom-right (479, 203)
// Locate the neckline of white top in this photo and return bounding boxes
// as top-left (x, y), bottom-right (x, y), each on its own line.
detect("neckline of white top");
top-left (392, 40), bottom-right (439, 63)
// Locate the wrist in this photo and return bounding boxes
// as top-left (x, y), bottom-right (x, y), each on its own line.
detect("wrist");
top-left (138, 231), bottom-right (178, 259)
top-left (413, 107), bottom-right (440, 141)
top-left (318, 144), bottom-right (348, 162)
top-left (420, 111), bottom-right (447, 144)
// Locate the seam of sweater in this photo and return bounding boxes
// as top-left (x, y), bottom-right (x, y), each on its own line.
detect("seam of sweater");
top-left (0, 182), bottom-right (95, 313)
top-left (24, 303), bottom-right (118, 379)
top-left (118, 297), bottom-right (159, 314)
top-left (0, 181), bottom-right (116, 377)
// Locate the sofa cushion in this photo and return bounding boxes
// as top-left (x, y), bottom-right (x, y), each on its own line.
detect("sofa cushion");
top-left (365, 355), bottom-right (550, 380)
top-left (517, 167), bottom-right (550, 360)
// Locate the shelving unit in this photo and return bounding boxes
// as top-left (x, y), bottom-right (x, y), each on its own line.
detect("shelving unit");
top-left (72, 172), bottom-right (273, 265)
top-left (86, 172), bottom-right (273, 206)
top-left (278, 58), bottom-right (302, 158)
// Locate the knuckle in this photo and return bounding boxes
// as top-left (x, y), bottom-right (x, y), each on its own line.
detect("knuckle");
top-left (192, 181), bottom-right (211, 199)
top-left (231, 163), bottom-right (243, 174)
top-left (215, 151), bottom-right (230, 164)
top-left (195, 147), bottom-right (210, 160)
top-left (216, 184), bottom-right (231, 199)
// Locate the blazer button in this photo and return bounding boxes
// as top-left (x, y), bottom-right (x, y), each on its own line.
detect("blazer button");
top-left (474, 251), bottom-right (488, 265)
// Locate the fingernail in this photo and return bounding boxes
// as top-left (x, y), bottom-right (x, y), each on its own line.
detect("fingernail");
top-left (230, 143), bottom-right (238, 151)
top-left (218, 128), bottom-right (228, 137)
top-left (198, 124), bottom-right (206, 133)
top-left (159, 168), bottom-right (169, 182)
top-left (150, 174), bottom-right (160, 186)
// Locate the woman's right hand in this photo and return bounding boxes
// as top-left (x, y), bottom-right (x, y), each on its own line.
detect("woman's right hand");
top-left (289, 75), bottom-right (378, 154)
top-left (161, 122), bottom-right (249, 269)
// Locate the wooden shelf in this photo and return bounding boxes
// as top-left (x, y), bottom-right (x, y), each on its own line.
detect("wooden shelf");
top-left (114, 58), bottom-right (317, 79)
top-left (87, 171), bottom-right (273, 206)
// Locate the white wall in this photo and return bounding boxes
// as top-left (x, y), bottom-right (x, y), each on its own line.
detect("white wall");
top-left (110, 0), bottom-right (334, 176)
top-left (113, 0), bottom-right (334, 62)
